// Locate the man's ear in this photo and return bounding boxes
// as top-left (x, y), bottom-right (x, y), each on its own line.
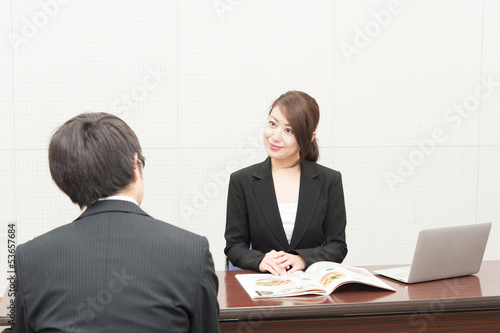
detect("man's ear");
top-left (132, 152), bottom-right (139, 181)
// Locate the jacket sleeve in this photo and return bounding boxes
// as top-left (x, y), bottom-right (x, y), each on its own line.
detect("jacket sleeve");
top-left (294, 172), bottom-right (348, 268)
top-left (224, 173), bottom-right (265, 271)
top-left (190, 238), bottom-right (220, 333)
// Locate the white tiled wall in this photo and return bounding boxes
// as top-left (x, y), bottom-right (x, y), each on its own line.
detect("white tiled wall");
top-left (0, 2), bottom-right (13, 151)
top-left (1, 1), bottom-right (499, 285)
top-left (336, 146), bottom-right (481, 265)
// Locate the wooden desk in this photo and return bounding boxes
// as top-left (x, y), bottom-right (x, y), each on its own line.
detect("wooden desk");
top-left (218, 260), bottom-right (500, 332)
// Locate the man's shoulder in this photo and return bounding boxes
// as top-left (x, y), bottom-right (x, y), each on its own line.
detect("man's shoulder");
top-left (19, 222), bottom-right (72, 246)
top-left (150, 217), bottom-right (208, 243)
top-left (18, 214), bottom-right (208, 256)
top-left (15, 222), bottom-right (74, 264)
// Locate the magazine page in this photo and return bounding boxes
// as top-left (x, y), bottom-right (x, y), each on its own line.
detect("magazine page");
top-left (235, 271), bottom-right (327, 298)
top-left (304, 261), bottom-right (396, 294)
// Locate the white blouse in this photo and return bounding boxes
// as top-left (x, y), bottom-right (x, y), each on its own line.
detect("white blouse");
top-left (278, 202), bottom-right (298, 244)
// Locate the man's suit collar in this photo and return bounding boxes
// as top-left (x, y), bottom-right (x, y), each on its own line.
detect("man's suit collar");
top-left (75, 199), bottom-right (150, 221)
top-left (250, 157), bottom-right (322, 249)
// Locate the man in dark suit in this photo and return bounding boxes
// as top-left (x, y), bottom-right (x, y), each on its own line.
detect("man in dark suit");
top-left (14, 113), bottom-right (219, 332)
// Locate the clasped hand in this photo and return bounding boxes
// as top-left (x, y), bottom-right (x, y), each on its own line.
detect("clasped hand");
top-left (258, 250), bottom-right (305, 276)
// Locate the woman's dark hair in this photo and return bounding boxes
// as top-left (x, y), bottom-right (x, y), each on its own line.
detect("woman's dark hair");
top-left (270, 91), bottom-right (320, 166)
top-left (49, 112), bottom-right (145, 209)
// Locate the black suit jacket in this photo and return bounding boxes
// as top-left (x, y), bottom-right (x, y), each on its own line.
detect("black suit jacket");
top-left (224, 158), bottom-right (348, 271)
top-left (14, 200), bottom-right (220, 333)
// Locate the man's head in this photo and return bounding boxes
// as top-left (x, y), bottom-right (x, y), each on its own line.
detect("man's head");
top-left (49, 112), bottom-right (145, 208)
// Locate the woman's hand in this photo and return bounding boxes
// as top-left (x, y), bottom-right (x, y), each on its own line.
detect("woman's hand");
top-left (259, 250), bottom-right (305, 276)
top-left (259, 250), bottom-right (287, 276)
top-left (277, 253), bottom-right (306, 274)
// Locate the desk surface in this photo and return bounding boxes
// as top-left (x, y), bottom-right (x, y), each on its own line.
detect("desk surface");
top-left (218, 260), bottom-right (500, 321)
top-left (2, 262), bottom-right (498, 331)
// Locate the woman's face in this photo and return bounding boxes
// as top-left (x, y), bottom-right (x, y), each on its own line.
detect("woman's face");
top-left (263, 106), bottom-right (300, 165)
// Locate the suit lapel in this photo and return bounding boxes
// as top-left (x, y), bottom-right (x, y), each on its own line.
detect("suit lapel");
top-left (251, 158), bottom-right (290, 249)
top-left (290, 160), bottom-right (322, 248)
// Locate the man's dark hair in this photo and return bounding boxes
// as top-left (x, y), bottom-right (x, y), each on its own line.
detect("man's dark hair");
top-left (49, 112), bottom-right (145, 209)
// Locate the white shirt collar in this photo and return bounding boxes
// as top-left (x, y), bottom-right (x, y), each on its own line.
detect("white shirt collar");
top-left (98, 195), bottom-right (139, 206)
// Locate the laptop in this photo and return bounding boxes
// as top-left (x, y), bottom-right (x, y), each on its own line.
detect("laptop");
top-left (374, 223), bottom-right (492, 284)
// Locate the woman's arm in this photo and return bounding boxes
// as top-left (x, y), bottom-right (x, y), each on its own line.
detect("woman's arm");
top-left (293, 172), bottom-right (348, 268)
top-left (224, 173), bottom-right (265, 271)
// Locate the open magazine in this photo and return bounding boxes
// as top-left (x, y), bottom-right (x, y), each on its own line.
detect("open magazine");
top-left (236, 261), bottom-right (395, 298)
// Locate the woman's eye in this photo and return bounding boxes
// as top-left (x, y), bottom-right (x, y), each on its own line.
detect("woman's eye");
top-left (269, 121), bottom-right (276, 126)
top-left (285, 128), bottom-right (293, 134)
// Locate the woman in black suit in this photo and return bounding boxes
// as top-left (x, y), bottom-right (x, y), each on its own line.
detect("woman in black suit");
top-left (224, 91), bottom-right (347, 276)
